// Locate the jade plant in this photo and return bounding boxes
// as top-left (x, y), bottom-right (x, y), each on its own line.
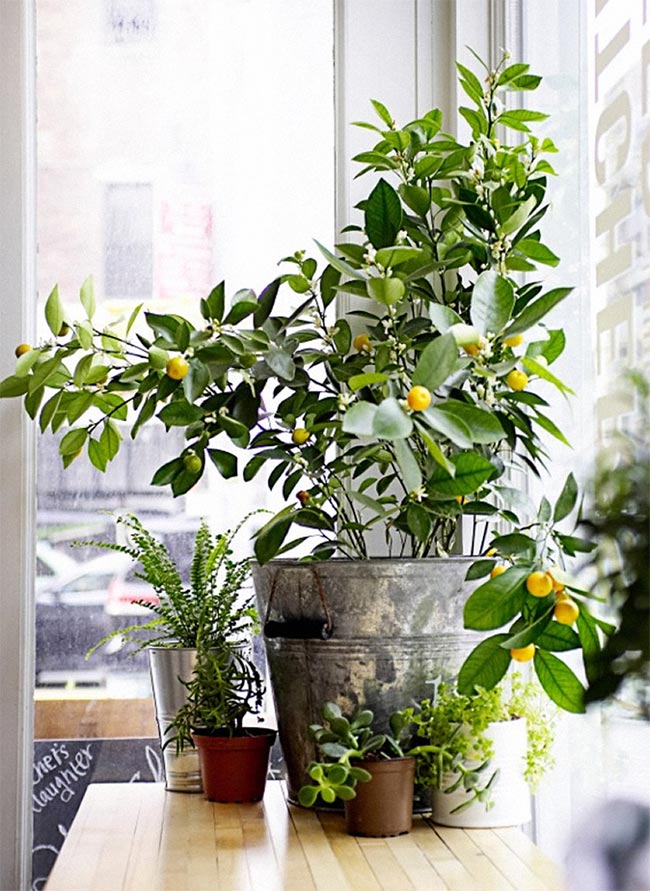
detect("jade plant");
top-left (297, 701), bottom-right (438, 807)
top-left (1, 52), bottom-right (573, 564)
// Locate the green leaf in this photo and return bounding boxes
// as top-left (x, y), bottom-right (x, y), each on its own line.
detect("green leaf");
top-left (266, 347), bottom-right (296, 381)
top-left (88, 437), bottom-right (108, 472)
top-left (348, 372), bottom-right (388, 392)
top-left (364, 179), bottom-right (403, 249)
top-left (59, 427), bottom-right (88, 456)
top-left (555, 534), bottom-right (597, 555)
top-left (373, 397), bottom-right (412, 440)
top-left (526, 329), bottom-right (565, 365)
top-left (220, 414), bottom-right (250, 447)
top-left (459, 106), bottom-right (487, 136)
top-left (499, 196), bottom-right (537, 237)
top-left (457, 634), bottom-right (512, 695)
top-left (366, 277), bottom-right (405, 306)
top-left (131, 394), bottom-right (157, 439)
top-left (412, 333), bottom-right (458, 390)
top-left (489, 532), bottom-right (536, 557)
top-left (75, 320), bottom-right (93, 350)
top-left (429, 450), bottom-right (494, 497)
top-left (393, 438), bottom-right (422, 493)
top-left (224, 289), bottom-right (258, 325)
top-left (456, 62), bottom-right (485, 104)
top-left (501, 606), bottom-right (554, 649)
top-left (0, 375), bottom-right (30, 398)
top-left (497, 63), bottom-right (530, 85)
top-left (319, 265), bottom-right (341, 309)
top-left (15, 349), bottom-right (41, 376)
top-left (407, 502), bottom-right (432, 541)
top-left (315, 240), bottom-right (366, 281)
top-left (465, 559), bottom-right (497, 581)
top-left (422, 406), bottom-right (472, 449)
top-left (254, 278), bottom-right (281, 326)
top-left (80, 276), bottom-right (96, 319)
top-left (504, 287), bottom-right (572, 338)
top-left (370, 98), bottom-right (394, 127)
top-left (516, 238), bottom-right (560, 267)
top-left (208, 448), bottom-right (238, 479)
top-left (397, 184), bottom-right (431, 217)
top-left (524, 359), bottom-right (575, 399)
top-left (158, 401), bottom-right (203, 426)
top-left (533, 649), bottom-right (585, 713)
top-left (417, 427), bottom-right (455, 476)
top-left (332, 319), bottom-right (352, 354)
top-left (470, 270), bottom-right (515, 335)
top-left (553, 472), bottom-right (578, 522)
top-left (434, 400), bottom-right (505, 444)
top-left (533, 411), bottom-right (572, 447)
top-left (204, 282), bottom-right (225, 322)
top-left (254, 510), bottom-right (293, 564)
top-left (39, 391), bottom-right (63, 432)
top-left (428, 304), bottom-right (464, 333)
top-left (100, 420), bottom-right (121, 461)
top-left (151, 458), bottom-right (183, 486)
top-left (342, 401), bottom-right (377, 437)
top-left (463, 567), bottom-right (529, 631)
top-left (183, 358), bottom-right (211, 403)
top-left (125, 302), bottom-right (143, 336)
top-left (535, 622), bottom-right (581, 652)
top-left (44, 284), bottom-right (65, 337)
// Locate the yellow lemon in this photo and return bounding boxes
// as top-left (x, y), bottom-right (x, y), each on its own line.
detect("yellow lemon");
top-left (506, 369), bottom-right (529, 391)
top-left (166, 356), bottom-right (190, 380)
top-left (490, 565), bottom-right (507, 578)
top-left (292, 427), bottom-right (310, 445)
top-left (510, 644), bottom-right (535, 663)
top-left (353, 333), bottom-right (371, 352)
top-left (504, 333), bottom-right (523, 348)
top-left (15, 343), bottom-right (32, 357)
top-left (554, 597), bottom-right (579, 625)
top-left (406, 386), bottom-right (431, 411)
top-left (526, 571), bottom-right (553, 598)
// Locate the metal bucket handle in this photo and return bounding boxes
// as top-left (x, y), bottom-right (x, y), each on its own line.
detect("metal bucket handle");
top-left (263, 567), bottom-right (334, 640)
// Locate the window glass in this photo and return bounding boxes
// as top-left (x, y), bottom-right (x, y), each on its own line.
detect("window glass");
top-left (33, 0), bottom-right (334, 884)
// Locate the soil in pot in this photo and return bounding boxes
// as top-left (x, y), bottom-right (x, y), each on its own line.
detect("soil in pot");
top-left (344, 757), bottom-right (415, 837)
top-left (192, 727), bottom-right (277, 803)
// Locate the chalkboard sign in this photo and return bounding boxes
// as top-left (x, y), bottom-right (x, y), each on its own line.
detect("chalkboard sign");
top-left (31, 738), bottom-right (163, 891)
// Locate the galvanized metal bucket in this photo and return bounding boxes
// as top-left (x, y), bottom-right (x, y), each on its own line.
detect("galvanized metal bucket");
top-left (252, 557), bottom-right (481, 805)
top-left (147, 646), bottom-right (202, 793)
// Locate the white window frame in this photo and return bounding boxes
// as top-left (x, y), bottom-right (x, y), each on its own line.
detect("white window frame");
top-left (0, 1), bottom-right (37, 888)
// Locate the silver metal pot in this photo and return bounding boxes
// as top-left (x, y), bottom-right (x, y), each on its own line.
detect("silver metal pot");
top-left (252, 557), bottom-right (482, 805)
top-left (147, 646), bottom-right (202, 793)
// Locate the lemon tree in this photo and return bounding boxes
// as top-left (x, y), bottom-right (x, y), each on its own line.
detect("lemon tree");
top-left (0, 52), bottom-right (575, 562)
top-left (457, 473), bottom-right (612, 713)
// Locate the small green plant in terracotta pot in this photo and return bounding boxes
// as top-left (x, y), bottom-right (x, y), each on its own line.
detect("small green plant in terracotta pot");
top-left (168, 643), bottom-right (276, 803)
top-left (298, 701), bottom-right (441, 837)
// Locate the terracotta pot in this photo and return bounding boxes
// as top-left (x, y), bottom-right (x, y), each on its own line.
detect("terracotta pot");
top-left (192, 728), bottom-right (276, 802)
top-left (344, 757), bottom-right (415, 837)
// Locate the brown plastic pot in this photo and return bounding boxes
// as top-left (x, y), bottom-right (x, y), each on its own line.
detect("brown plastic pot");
top-left (344, 757), bottom-right (415, 837)
top-left (192, 728), bottom-right (276, 802)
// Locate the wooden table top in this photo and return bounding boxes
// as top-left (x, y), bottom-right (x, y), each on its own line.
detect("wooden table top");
top-left (45, 781), bottom-right (564, 891)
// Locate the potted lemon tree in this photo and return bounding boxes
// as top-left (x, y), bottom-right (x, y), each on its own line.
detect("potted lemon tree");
top-left (0, 52), bottom-right (611, 799)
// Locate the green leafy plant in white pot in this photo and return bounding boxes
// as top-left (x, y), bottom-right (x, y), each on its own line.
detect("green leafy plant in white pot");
top-left (0, 51), bottom-right (612, 800)
top-left (407, 675), bottom-right (556, 827)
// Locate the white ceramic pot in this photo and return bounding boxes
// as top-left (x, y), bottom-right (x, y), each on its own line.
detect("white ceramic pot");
top-left (431, 717), bottom-right (531, 828)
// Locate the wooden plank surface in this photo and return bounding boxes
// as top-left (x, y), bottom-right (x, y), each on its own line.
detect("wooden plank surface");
top-left (45, 782), bottom-right (565, 891)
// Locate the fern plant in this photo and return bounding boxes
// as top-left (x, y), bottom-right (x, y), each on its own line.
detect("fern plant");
top-left (84, 511), bottom-right (261, 656)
